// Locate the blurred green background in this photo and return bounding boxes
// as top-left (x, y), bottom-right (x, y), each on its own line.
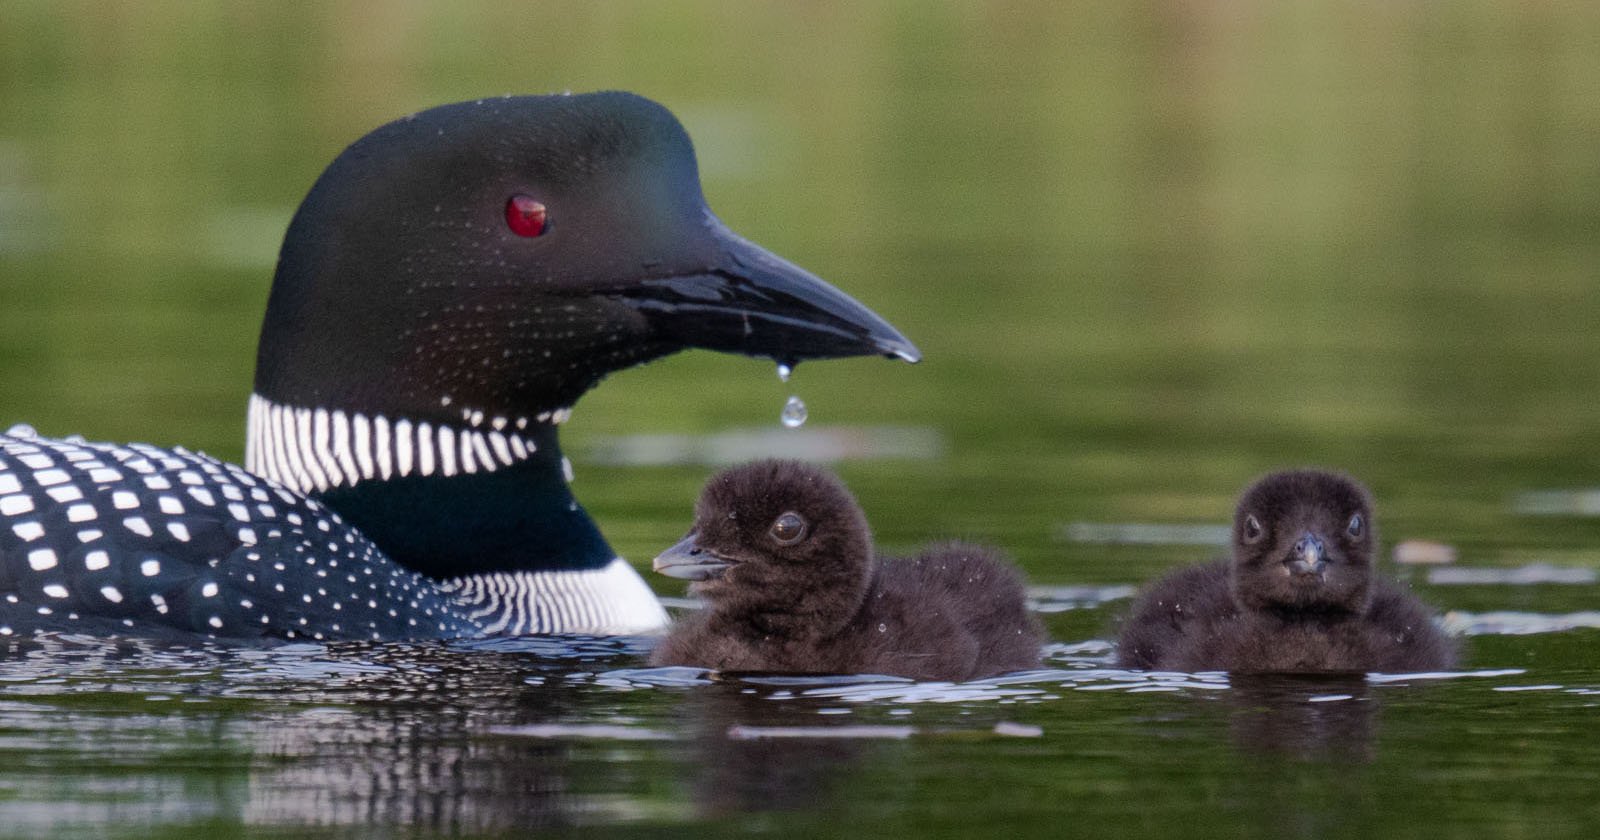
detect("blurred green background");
top-left (2, 0), bottom-right (1597, 588)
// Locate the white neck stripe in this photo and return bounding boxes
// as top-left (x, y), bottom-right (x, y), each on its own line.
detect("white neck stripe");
top-left (246, 394), bottom-right (550, 495)
top-left (243, 395), bottom-right (674, 637)
top-left (439, 557), bottom-right (669, 635)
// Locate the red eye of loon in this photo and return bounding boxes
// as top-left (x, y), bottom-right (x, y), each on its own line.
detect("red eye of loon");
top-left (505, 195), bottom-right (548, 237)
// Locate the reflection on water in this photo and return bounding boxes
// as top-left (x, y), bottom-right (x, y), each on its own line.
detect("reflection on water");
top-left (1224, 674), bottom-right (1376, 762)
top-left (1512, 489), bottom-right (1600, 517)
top-left (680, 686), bottom-right (879, 816)
top-left (1429, 564), bottom-right (1597, 586)
top-left (0, 637), bottom-right (657, 832)
top-left (1443, 610), bottom-right (1600, 636)
top-left (245, 709), bottom-right (584, 830)
top-left (1, 574), bottom-right (1590, 834)
top-left (0, 612), bottom-right (1596, 835)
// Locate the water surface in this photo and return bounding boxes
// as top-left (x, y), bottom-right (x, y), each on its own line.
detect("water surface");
top-left (2, 598), bottom-right (1597, 838)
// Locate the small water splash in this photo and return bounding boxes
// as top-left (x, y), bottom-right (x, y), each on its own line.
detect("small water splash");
top-left (781, 395), bottom-right (808, 428)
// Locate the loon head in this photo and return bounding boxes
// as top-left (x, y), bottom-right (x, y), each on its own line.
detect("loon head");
top-left (653, 459), bottom-right (875, 636)
top-left (254, 91), bottom-right (917, 423)
top-left (1230, 470), bottom-right (1376, 616)
top-left (243, 93), bottom-right (918, 630)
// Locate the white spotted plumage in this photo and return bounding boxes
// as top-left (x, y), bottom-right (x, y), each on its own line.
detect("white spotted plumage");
top-left (1, 426), bottom-right (477, 640)
top-left (1, 425), bottom-right (667, 640)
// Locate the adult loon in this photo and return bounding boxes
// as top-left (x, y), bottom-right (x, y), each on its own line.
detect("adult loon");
top-left (0, 92), bottom-right (918, 642)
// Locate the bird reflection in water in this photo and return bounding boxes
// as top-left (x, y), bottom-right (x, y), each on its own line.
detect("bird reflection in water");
top-left (228, 638), bottom-right (669, 831)
top-left (1224, 673), bottom-right (1376, 762)
top-left (676, 678), bottom-right (888, 816)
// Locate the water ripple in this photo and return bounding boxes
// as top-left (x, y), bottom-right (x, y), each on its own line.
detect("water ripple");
top-left (1428, 564), bottom-right (1598, 585)
top-left (1442, 610), bottom-right (1600, 636)
top-left (588, 663), bottom-right (1233, 703)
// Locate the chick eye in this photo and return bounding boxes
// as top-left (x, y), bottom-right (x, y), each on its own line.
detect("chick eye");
top-left (769, 511), bottom-right (807, 545)
top-left (1242, 514), bottom-right (1264, 543)
top-left (505, 194), bottom-right (548, 237)
top-left (1347, 513), bottom-right (1365, 538)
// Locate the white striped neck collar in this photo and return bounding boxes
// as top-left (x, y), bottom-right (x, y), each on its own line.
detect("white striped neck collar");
top-left (241, 393), bottom-right (668, 632)
top-left (439, 558), bottom-right (669, 635)
top-left (245, 393), bottom-right (573, 496)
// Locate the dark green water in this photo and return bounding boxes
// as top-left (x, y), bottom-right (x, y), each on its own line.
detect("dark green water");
top-left (2, 2), bottom-right (1599, 837)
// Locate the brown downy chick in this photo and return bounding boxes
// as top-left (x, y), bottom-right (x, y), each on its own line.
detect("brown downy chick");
top-left (1117, 470), bottom-right (1456, 673)
top-left (650, 460), bottom-right (1043, 681)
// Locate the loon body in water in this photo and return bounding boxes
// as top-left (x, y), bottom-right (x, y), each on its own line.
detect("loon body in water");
top-left (649, 460), bottom-right (1043, 680)
top-left (1116, 470), bottom-right (1456, 673)
top-left (0, 92), bottom-right (918, 641)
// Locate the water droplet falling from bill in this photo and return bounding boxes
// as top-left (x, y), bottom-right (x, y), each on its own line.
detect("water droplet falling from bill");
top-left (781, 396), bottom-right (808, 428)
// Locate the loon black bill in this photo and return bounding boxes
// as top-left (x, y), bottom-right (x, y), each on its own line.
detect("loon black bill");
top-left (616, 222), bottom-right (920, 365)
